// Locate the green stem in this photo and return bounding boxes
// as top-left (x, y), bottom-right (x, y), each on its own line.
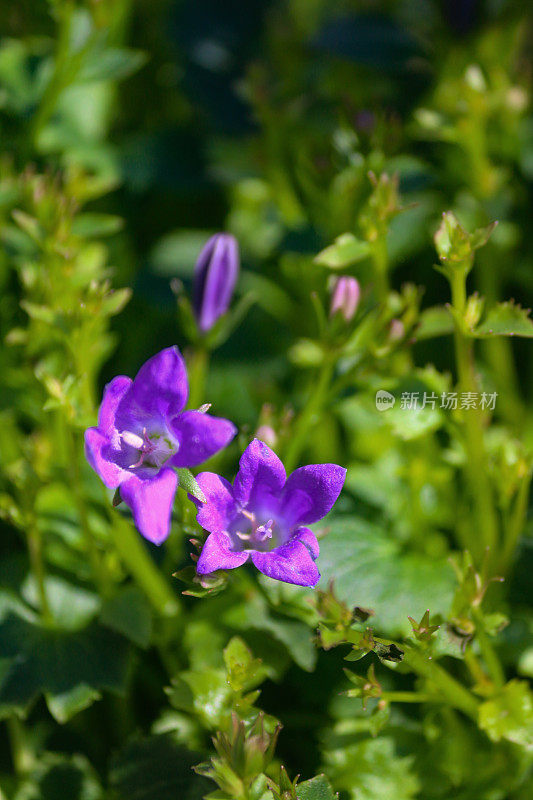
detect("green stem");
top-left (28, 1), bottom-right (75, 149)
top-left (404, 647), bottom-right (479, 721)
top-left (382, 691), bottom-right (436, 704)
top-left (68, 427), bottom-right (111, 596)
top-left (500, 469), bottom-right (532, 574)
top-left (26, 516), bottom-right (53, 626)
top-left (450, 270), bottom-right (499, 561)
top-left (471, 608), bottom-right (505, 688)
top-left (187, 346), bottom-right (210, 410)
top-left (111, 514), bottom-right (180, 618)
top-left (7, 716), bottom-right (34, 775)
top-left (284, 356), bottom-right (335, 473)
top-left (371, 235), bottom-right (389, 304)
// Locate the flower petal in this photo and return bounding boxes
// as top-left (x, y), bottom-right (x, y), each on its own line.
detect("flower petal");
top-left (293, 526), bottom-right (320, 559)
top-left (281, 464), bottom-right (346, 525)
top-left (193, 472), bottom-right (237, 534)
top-left (98, 375), bottom-right (132, 439)
top-left (251, 539), bottom-right (320, 587)
top-left (84, 428), bottom-right (127, 489)
top-left (120, 347), bottom-right (188, 424)
top-left (119, 467), bottom-right (178, 544)
top-left (233, 438), bottom-right (286, 509)
top-left (196, 532), bottom-right (249, 574)
top-left (169, 411), bottom-right (236, 468)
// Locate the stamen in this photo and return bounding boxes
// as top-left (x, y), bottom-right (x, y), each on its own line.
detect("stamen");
top-left (121, 430), bottom-right (145, 449)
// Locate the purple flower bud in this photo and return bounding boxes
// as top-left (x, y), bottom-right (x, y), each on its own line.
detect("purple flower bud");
top-left (255, 424), bottom-right (277, 448)
top-left (193, 233), bottom-right (239, 333)
top-left (329, 276), bottom-right (360, 322)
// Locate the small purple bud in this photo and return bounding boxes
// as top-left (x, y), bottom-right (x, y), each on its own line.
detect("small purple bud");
top-left (255, 424), bottom-right (277, 448)
top-left (329, 276), bottom-right (360, 322)
top-left (389, 319), bottom-right (405, 342)
top-left (193, 233), bottom-right (240, 333)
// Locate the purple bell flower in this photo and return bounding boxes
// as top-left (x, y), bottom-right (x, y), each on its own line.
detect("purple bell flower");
top-left (330, 276), bottom-right (360, 322)
top-left (193, 233), bottom-right (239, 333)
top-left (84, 347), bottom-right (236, 545)
top-left (192, 439), bottom-right (346, 587)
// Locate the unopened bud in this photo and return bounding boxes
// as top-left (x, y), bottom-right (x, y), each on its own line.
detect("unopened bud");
top-left (330, 276), bottom-right (360, 322)
top-left (255, 425), bottom-right (277, 448)
top-left (193, 233), bottom-right (239, 332)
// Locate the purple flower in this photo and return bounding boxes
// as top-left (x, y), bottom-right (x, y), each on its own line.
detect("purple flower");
top-left (192, 439), bottom-right (346, 587)
top-left (84, 347), bottom-right (236, 545)
top-left (193, 233), bottom-right (239, 333)
top-left (330, 276), bottom-right (360, 321)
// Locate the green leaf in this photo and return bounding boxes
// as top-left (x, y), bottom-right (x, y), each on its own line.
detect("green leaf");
top-left (167, 669), bottom-right (232, 729)
top-left (416, 306), bottom-right (454, 340)
top-left (100, 586), bottom-right (153, 648)
top-left (317, 518), bottom-right (455, 637)
top-left (315, 233), bottom-right (371, 269)
top-left (0, 613), bottom-right (131, 722)
top-left (223, 595), bottom-right (317, 672)
top-left (177, 468), bottom-right (207, 503)
top-left (110, 735), bottom-right (208, 800)
top-left (478, 680), bottom-right (533, 747)
top-left (223, 636), bottom-right (268, 692)
top-left (78, 48), bottom-right (147, 83)
top-left (72, 213), bottom-right (124, 238)
top-left (22, 576), bottom-right (100, 631)
top-left (474, 301), bottom-right (533, 338)
top-left (100, 287), bottom-right (132, 316)
top-left (150, 229), bottom-right (213, 277)
top-left (296, 774), bottom-right (338, 800)
top-left (13, 753), bottom-right (103, 800)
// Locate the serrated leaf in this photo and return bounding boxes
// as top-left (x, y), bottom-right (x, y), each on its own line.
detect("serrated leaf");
top-left (178, 468), bottom-right (207, 503)
top-left (296, 774), bottom-right (337, 800)
top-left (317, 518), bottom-right (455, 637)
top-left (474, 301), bottom-right (533, 338)
top-left (315, 233), bottom-right (371, 269)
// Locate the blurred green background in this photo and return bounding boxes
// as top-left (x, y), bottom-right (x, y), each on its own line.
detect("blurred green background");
top-left (1, 1), bottom-right (533, 799)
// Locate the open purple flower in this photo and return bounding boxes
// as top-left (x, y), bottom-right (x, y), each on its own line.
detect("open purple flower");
top-left (192, 439), bottom-right (346, 587)
top-left (85, 347), bottom-right (236, 545)
top-left (193, 233), bottom-right (239, 333)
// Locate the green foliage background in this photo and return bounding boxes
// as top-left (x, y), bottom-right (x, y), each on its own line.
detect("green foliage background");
top-left (0, 1), bottom-right (532, 799)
